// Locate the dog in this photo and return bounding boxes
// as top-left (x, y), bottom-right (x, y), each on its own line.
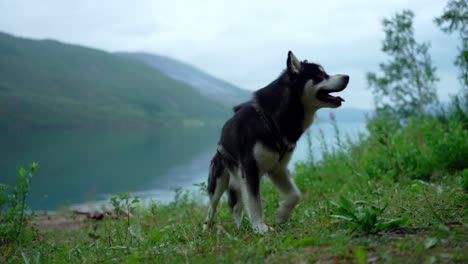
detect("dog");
top-left (204, 51), bottom-right (349, 234)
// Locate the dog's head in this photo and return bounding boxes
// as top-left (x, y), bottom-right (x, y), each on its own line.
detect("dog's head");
top-left (287, 51), bottom-right (349, 109)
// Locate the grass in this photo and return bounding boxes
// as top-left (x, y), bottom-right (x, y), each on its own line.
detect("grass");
top-left (1, 109), bottom-right (467, 263)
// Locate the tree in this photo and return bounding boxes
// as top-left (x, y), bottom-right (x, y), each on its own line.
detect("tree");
top-left (434, 0), bottom-right (468, 90)
top-left (367, 10), bottom-right (439, 118)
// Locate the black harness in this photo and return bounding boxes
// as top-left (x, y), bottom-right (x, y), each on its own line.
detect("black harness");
top-left (251, 100), bottom-right (295, 161)
top-left (217, 99), bottom-right (295, 164)
top-left (216, 144), bottom-right (238, 165)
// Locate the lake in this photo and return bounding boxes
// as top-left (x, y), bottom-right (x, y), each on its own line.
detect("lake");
top-left (0, 121), bottom-right (366, 210)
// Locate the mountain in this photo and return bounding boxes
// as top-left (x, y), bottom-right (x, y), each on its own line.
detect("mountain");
top-left (116, 52), bottom-right (251, 106)
top-left (0, 32), bottom-right (230, 129)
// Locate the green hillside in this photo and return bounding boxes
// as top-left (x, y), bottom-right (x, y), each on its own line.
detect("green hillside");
top-left (0, 32), bottom-right (230, 129)
top-left (117, 52), bottom-right (251, 106)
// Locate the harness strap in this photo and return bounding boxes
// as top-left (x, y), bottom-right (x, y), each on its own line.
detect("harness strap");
top-left (217, 99), bottom-right (295, 164)
top-left (217, 145), bottom-right (237, 165)
top-left (252, 99), bottom-right (295, 161)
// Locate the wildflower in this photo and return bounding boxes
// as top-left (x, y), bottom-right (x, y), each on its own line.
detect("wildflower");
top-left (329, 111), bottom-right (336, 122)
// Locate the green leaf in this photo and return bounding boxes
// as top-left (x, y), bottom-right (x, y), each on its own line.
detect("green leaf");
top-left (29, 162), bottom-right (38, 174)
top-left (424, 237), bottom-right (438, 249)
top-left (353, 247), bottom-right (367, 264)
top-left (17, 167), bottom-right (27, 178)
top-left (21, 252), bottom-right (30, 264)
top-left (376, 217), bottom-right (406, 231)
top-left (329, 200), bottom-right (341, 208)
top-left (150, 229), bottom-right (163, 243)
top-left (339, 196), bottom-right (354, 211)
top-left (293, 237), bottom-right (320, 248)
top-left (353, 200), bottom-right (371, 206)
top-left (330, 214), bottom-right (354, 222)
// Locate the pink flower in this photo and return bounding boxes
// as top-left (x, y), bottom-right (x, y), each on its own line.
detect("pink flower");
top-left (329, 111), bottom-right (336, 121)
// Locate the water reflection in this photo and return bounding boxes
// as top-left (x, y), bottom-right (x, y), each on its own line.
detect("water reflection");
top-left (0, 127), bottom-right (220, 210)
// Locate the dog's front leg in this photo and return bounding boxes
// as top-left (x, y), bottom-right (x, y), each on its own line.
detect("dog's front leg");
top-left (243, 188), bottom-right (270, 234)
top-left (269, 169), bottom-right (301, 223)
top-left (240, 164), bottom-right (271, 234)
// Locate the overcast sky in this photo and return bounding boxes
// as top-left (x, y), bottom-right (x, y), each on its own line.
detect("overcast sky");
top-left (0, 0), bottom-right (462, 109)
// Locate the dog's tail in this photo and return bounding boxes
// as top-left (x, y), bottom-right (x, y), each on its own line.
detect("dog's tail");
top-left (207, 151), bottom-right (225, 198)
top-left (208, 146), bottom-right (239, 212)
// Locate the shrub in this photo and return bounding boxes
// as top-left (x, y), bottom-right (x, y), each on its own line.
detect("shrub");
top-left (353, 113), bottom-right (467, 181)
top-left (0, 163), bottom-right (38, 245)
top-left (427, 118), bottom-right (468, 171)
top-left (330, 196), bottom-right (407, 233)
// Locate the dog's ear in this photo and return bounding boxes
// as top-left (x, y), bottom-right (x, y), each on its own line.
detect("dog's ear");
top-left (287, 51), bottom-right (302, 75)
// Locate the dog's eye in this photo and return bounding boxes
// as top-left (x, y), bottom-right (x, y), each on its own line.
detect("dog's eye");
top-left (318, 66), bottom-right (325, 75)
top-left (318, 66), bottom-right (329, 79)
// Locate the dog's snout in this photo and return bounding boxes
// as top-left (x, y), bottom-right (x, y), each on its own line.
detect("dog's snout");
top-left (343, 75), bottom-right (350, 84)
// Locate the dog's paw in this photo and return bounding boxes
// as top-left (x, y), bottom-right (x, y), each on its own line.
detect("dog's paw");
top-left (252, 223), bottom-right (273, 234)
top-left (234, 216), bottom-right (243, 228)
top-left (203, 222), bottom-right (212, 231)
top-left (277, 210), bottom-right (291, 224)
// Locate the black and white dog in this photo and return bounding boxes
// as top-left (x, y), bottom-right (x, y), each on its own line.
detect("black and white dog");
top-left (204, 51), bottom-right (349, 234)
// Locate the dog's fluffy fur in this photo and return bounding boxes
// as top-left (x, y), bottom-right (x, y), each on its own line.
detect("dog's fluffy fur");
top-left (204, 51), bottom-right (349, 233)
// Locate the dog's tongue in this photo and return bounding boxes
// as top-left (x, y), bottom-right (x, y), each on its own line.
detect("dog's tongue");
top-left (326, 94), bottom-right (345, 102)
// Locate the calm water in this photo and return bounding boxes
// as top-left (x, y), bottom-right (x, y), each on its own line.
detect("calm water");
top-left (0, 121), bottom-right (365, 210)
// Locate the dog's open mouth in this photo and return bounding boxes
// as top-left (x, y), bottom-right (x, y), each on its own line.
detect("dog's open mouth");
top-left (316, 90), bottom-right (345, 106)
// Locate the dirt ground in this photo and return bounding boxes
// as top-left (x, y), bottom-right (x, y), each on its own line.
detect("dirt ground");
top-left (31, 209), bottom-right (126, 232)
